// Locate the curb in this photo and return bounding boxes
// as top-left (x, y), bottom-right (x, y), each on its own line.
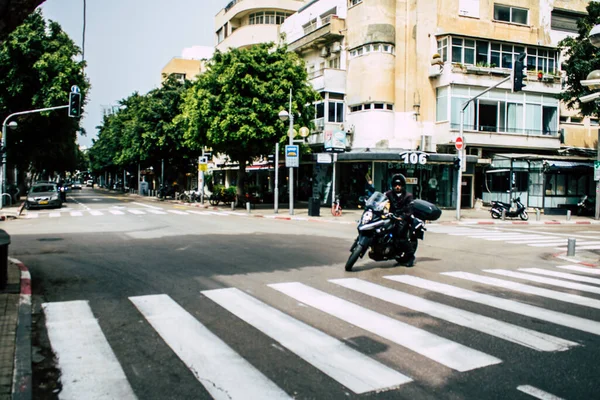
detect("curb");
top-left (10, 258), bottom-right (32, 400)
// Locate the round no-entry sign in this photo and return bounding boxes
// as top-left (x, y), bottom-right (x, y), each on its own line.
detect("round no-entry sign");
top-left (455, 136), bottom-right (464, 151)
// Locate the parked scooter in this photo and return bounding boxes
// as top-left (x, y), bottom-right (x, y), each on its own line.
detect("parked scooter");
top-left (490, 197), bottom-right (528, 220)
top-left (577, 195), bottom-right (595, 216)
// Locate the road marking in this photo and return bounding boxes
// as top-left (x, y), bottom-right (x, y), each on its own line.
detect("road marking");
top-left (146, 209), bottom-right (167, 215)
top-left (527, 241), bottom-right (600, 247)
top-left (557, 265), bottom-right (600, 275)
top-left (482, 235), bottom-right (550, 241)
top-left (126, 209), bottom-right (146, 215)
top-left (203, 288), bottom-right (411, 394)
top-left (519, 268), bottom-right (600, 285)
top-left (442, 271), bottom-right (600, 310)
top-left (561, 244), bottom-right (600, 250)
top-left (484, 269), bottom-right (600, 295)
top-left (166, 210), bottom-right (188, 215)
top-left (42, 301), bottom-right (136, 400)
top-left (70, 211), bottom-right (83, 217)
top-left (88, 210), bottom-right (103, 216)
top-left (330, 278), bottom-right (576, 352)
top-left (208, 211), bottom-right (229, 216)
top-left (130, 294), bottom-right (292, 400)
top-left (49, 212), bottom-right (61, 218)
top-left (24, 213), bottom-right (38, 218)
top-left (385, 275), bottom-right (600, 336)
top-left (517, 385), bottom-right (564, 400)
top-left (186, 210), bottom-right (212, 215)
top-left (108, 209), bottom-right (125, 215)
top-left (506, 238), bottom-right (570, 244)
top-left (131, 202), bottom-right (163, 210)
top-left (269, 282), bottom-right (501, 372)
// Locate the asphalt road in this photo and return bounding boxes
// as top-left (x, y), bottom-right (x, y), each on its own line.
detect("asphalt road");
top-left (4, 188), bottom-right (600, 399)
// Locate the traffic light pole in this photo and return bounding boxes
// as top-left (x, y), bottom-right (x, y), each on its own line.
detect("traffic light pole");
top-left (456, 76), bottom-right (511, 220)
top-left (1, 104), bottom-right (69, 209)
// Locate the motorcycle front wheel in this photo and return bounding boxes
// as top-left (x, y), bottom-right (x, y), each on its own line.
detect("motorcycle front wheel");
top-left (491, 209), bottom-right (501, 219)
top-left (520, 211), bottom-right (529, 221)
top-left (345, 244), bottom-right (363, 272)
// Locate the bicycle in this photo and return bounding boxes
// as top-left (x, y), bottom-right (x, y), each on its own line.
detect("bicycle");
top-left (331, 197), bottom-right (342, 217)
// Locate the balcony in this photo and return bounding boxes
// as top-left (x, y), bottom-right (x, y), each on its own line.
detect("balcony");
top-left (431, 62), bottom-right (562, 94)
top-left (216, 24), bottom-right (279, 51)
top-left (446, 122), bottom-right (561, 150)
top-left (308, 68), bottom-right (346, 93)
top-left (288, 17), bottom-right (346, 53)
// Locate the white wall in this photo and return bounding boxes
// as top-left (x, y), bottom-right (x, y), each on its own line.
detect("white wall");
top-left (281, 0), bottom-right (347, 43)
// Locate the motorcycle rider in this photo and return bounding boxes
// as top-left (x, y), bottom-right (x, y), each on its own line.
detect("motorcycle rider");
top-left (385, 174), bottom-right (416, 266)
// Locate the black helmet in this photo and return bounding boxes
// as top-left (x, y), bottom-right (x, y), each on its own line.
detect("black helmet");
top-left (391, 174), bottom-right (406, 188)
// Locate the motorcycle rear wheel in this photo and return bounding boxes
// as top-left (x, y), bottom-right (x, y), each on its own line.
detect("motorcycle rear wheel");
top-left (345, 244), bottom-right (363, 272)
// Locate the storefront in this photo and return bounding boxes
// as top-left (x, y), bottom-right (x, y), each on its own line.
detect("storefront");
top-left (310, 150), bottom-right (478, 209)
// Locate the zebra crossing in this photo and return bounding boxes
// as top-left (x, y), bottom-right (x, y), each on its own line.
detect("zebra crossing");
top-left (22, 207), bottom-right (236, 219)
top-left (428, 225), bottom-right (600, 251)
top-left (40, 263), bottom-right (600, 399)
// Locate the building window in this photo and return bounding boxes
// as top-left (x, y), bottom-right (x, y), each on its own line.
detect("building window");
top-left (350, 0), bottom-right (362, 6)
top-left (551, 9), bottom-right (582, 33)
top-left (315, 102), bottom-right (325, 119)
top-left (437, 38), bottom-right (448, 62)
top-left (436, 87), bottom-right (448, 121)
top-left (328, 101), bottom-right (344, 123)
top-left (320, 7), bottom-right (337, 25)
top-left (302, 18), bottom-right (317, 34)
top-left (328, 56), bottom-right (340, 69)
top-left (349, 102), bottom-right (394, 112)
top-left (350, 105), bottom-right (362, 112)
top-left (217, 28), bottom-right (224, 44)
top-left (250, 11), bottom-right (292, 25)
top-left (494, 4), bottom-right (528, 25)
top-left (452, 38), bottom-right (475, 65)
top-left (349, 43), bottom-right (395, 59)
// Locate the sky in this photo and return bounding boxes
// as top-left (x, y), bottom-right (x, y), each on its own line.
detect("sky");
top-left (40, 0), bottom-right (225, 148)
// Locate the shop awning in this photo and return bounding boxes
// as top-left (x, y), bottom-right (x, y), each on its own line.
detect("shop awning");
top-left (485, 169), bottom-right (510, 173)
top-left (546, 160), bottom-right (593, 169)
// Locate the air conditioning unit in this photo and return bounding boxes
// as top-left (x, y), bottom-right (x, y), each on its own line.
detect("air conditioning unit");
top-left (320, 46), bottom-right (330, 58)
top-left (421, 135), bottom-right (435, 152)
top-left (331, 41), bottom-right (342, 53)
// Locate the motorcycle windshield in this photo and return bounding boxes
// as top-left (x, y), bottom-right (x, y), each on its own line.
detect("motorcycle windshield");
top-left (365, 192), bottom-right (388, 212)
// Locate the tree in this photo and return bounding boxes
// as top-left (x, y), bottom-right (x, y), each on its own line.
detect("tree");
top-left (179, 42), bottom-right (320, 195)
top-left (558, 2), bottom-right (600, 117)
top-left (0, 10), bottom-right (89, 184)
top-left (0, 0), bottom-right (45, 42)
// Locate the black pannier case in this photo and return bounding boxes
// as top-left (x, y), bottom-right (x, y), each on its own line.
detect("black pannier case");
top-left (412, 199), bottom-right (442, 221)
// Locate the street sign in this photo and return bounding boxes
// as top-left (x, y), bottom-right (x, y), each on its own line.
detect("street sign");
top-left (455, 136), bottom-right (464, 151)
top-left (70, 85), bottom-right (80, 93)
top-left (317, 153), bottom-right (332, 164)
top-left (595, 160), bottom-right (600, 181)
top-left (285, 145), bottom-right (299, 168)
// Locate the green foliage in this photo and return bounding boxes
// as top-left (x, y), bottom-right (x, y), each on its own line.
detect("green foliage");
top-left (0, 10), bottom-right (89, 179)
top-left (88, 75), bottom-right (195, 176)
top-left (558, 2), bottom-right (600, 117)
top-left (179, 42), bottom-right (320, 170)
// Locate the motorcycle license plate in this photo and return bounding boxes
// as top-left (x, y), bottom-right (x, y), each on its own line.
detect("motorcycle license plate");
top-left (39, 200), bottom-right (48, 205)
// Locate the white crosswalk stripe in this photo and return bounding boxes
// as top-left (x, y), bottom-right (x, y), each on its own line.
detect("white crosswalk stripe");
top-left (109, 209), bottom-right (125, 215)
top-left (49, 212), bottom-right (61, 218)
top-left (146, 209), bottom-right (167, 215)
top-left (70, 211), bottom-right (83, 217)
top-left (42, 301), bottom-right (136, 400)
top-left (202, 288), bottom-right (411, 393)
top-left (442, 271), bottom-right (600, 309)
top-left (557, 265), bottom-right (600, 275)
top-left (269, 282), bottom-right (502, 371)
top-left (166, 209), bottom-right (189, 215)
top-left (22, 207), bottom-right (237, 218)
top-left (89, 210), bottom-right (103, 216)
top-left (329, 278), bottom-right (576, 352)
top-left (130, 294), bottom-right (292, 400)
top-left (126, 209), bottom-right (146, 215)
top-left (41, 266), bottom-right (599, 398)
top-left (483, 269), bottom-right (600, 295)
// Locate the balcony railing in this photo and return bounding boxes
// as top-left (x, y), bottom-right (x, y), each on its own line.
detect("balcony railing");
top-left (450, 123), bottom-right (558, 137)
top-left (313, 117), bottom-right (325, 132)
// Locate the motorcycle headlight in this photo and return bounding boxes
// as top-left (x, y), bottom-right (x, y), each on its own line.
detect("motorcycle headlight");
top-left (361, 210), bottom-right (373, 224)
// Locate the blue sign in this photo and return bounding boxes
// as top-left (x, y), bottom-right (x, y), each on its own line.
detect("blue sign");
top-left (285, 145), bottom-right (299, 168)
top-left (70, 85), bottom-right (80, 93)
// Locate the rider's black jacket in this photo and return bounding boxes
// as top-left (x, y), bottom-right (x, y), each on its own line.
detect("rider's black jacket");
top-left (384, 190), bottom-right (414, 218)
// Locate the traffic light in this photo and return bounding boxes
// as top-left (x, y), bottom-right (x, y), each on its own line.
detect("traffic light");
top-left (68, 92), bottom-right (81, 118)
top-left (453, 157), bottom-right (461, 171)
top-left (512, 52), bottom-right (527, 92)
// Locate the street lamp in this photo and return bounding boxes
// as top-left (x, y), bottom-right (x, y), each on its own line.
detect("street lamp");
top-left (580, 24), bottom-right (600, 220)
top-left (278, 97), bottom-right (295, 215)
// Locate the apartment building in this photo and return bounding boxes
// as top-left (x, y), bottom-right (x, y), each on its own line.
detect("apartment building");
top-left (279, 0), bottom-right (593, 210)
top-left (161, 46), bottom-right (214, 82)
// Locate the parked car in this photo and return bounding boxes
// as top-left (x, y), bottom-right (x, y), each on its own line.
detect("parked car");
top-left (72, 181), bottom-right (83, 190)
top-left (24, 183), bottom-right (62, 209)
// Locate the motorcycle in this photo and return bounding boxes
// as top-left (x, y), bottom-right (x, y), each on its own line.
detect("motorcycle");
top-left (490, 197), bottom-right (528, 220)
top-left (345, 192), bottom-right (441, 272)
top-left (577, 195), bottom-right (595, 216)
top-left (157, 184), bottom-right (177, 200)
